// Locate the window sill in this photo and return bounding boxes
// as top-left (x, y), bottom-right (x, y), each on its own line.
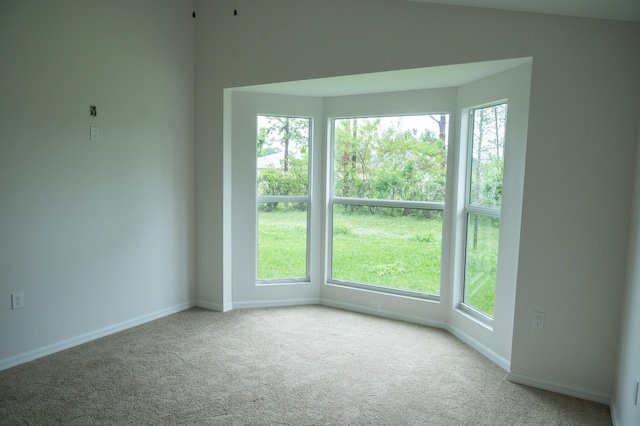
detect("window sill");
top-left (456, 303), bottom-right (494, 331)
top-left (325, 280), bottom-right (440, 303)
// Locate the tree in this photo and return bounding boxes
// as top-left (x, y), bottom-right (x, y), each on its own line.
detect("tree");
top-left (257, 116), bottom-right (310, 210)
top-left (469, 103), bottom-right (508, 248)
top-left (333, 115), bottom-right (448, 216)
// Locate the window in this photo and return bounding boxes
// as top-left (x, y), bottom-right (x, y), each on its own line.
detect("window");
top-left (328, 115), bottom-right (448, 297)
top-left (461, 102), bottom-right (508, 318)
top-left (256, 115), bottom-right (311, 282)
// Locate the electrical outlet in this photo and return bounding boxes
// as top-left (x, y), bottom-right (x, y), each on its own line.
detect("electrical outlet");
top-left (532, 311), bottom-right (544, 329)
top-left (370, 300), bottom-right (381, 309)
top-left (11, 292), bottom-right (24, 310)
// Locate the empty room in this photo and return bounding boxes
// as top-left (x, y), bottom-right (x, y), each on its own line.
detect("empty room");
top-left (1, 0), bottom-right (640, 424)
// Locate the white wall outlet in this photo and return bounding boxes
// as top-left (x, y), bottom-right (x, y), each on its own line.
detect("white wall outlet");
top-left (11, 292), bottom-right (24, 310)
top-left (532, 311), bottom-right (544, 329)
top-left (370, 300), bottom-right (381, 309)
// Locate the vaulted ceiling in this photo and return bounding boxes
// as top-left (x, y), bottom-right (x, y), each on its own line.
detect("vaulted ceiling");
top-left (405, 0), bottom-right (640, 22)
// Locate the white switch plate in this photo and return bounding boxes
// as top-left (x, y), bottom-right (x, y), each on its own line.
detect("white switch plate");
top-left (11, 292), bottom-right (24, 310)
top-left (90, 126), bottom-right (99, 141)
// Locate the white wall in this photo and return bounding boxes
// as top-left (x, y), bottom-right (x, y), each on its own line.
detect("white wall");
top-left (612, 120), bottom-right (640, 424)
top-left (0, 0), bottom-right (195, 368)
top-left (195, 0), bottom-right (640, 400)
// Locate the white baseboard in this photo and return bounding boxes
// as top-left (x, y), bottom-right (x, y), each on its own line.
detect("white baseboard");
top-left (195, 300), bottom-right (232, 312)
top-left (320, 298), bottom-right (446, 330)
top-left (446, 323), bottom-right (510, 371)
top-left (0, 302), bottom-right (195, 372)
top-left (231, 298), bottom-right (319, 310)
top-left (507, 372), bottom-right (611, 405)
top-left (609, 397), bottom-right (620, 426)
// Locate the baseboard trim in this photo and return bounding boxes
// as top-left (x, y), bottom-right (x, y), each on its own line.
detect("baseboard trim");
top-left (446, 324), bottom-right (510, 371)
top-left (609, 397), bottom-right (620, 426)
top-left (0, 302), bottom-right (195, 372)
top-left (195, 300), bottom-right (232, 312)
top-left (320, 298), bottom-right (446, 330)
top-left (507, 372), bottom-right (611, 405)
top-left (232, 298), bottom-right (319, 310)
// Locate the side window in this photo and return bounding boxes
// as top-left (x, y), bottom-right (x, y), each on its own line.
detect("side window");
top-left (256, 115), bottom-right (311, 282)
top-left (462, 103), bottom-right (508, 318)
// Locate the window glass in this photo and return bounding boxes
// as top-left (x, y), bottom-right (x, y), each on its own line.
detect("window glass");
top-left (468, 104), bottom-right (507, 208)
top-left (331, 205), bottom-right (442, 295)
top-left (333, 115), bottom-right (447, 202)
top-left (463, 214), bottom-right (500, 317)
top-left (257, 202), bottom-right (308, 280)
top-left (257, 116), bottom-right (310, 197)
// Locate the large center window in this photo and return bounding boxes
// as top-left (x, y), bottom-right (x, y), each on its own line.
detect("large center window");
top-left (328, 114), bottom-right (448, 297)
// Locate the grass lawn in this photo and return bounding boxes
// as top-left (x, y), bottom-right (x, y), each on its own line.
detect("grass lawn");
top-left (331, 207), bottom-right (442, 295)
top-left (258, 208), bottom-right (498, 316)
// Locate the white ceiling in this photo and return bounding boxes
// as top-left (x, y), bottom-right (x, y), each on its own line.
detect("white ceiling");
top-left (234, 57), bottom-right (531, 98)
top-left (405, 0), bottom-right (640, 22)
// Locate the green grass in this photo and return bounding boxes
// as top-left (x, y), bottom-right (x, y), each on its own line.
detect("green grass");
top-left (257, 207), bottom-right (308, 279)
top-left (463, 215), bottom-right (500, 317)
top-left (258, 208), bottom-right (498, 316)
top-left (331, 208), bottom-right (442, 295)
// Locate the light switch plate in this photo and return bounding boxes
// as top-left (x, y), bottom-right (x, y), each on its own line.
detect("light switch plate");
top-left (12, 292), bottom-right (23, 309)
top-left (90, 126), bottom-right (99, 141)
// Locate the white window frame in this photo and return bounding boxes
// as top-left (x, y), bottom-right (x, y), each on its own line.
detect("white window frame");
top-left (458, 100), bottom-right (508, 324)
top-left (326, 114), bottom-right (449, 300)
top-left (255, 114), bottom-right (314, 284)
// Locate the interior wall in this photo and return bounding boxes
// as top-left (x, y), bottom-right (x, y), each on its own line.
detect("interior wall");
top-left (0, 0), bottom-right (195, 367)
top-left (612, 119), bottom-right (640, 424)
top-left (195, 0), bottom-right (640, 398)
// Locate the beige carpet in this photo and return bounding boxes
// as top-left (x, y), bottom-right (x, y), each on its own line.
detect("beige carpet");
top-left (0, 306), bottom-right (611, 425)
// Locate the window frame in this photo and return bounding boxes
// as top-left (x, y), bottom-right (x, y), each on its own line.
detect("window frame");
top-left (326, 114), bottom-right (449, 300)
top-left (459, 100), bottom-right (509, 324)
top-left (255, 114), bottom-right (314, 284)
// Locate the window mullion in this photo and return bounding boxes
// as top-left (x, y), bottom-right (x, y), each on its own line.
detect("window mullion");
top-left (465, 205), bottom-right (500, 218)
top-left (257, 195), bottom-right (309, 203)
top-left (333, 197), bottom-right (444, 211)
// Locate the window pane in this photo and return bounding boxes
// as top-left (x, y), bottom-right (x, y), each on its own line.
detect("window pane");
top-left (257, 116), bottom-right (310, 197)
top-left (257, 202), bottom-right (308, 280)
top-left (331, 205), bottom-right (442, 295)
top-left (469, 104), bottom-right (507, 208)
top-left (333, 115), bottom-right (448, 202)
top-left (463, 214), bottom-right (500, 317)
